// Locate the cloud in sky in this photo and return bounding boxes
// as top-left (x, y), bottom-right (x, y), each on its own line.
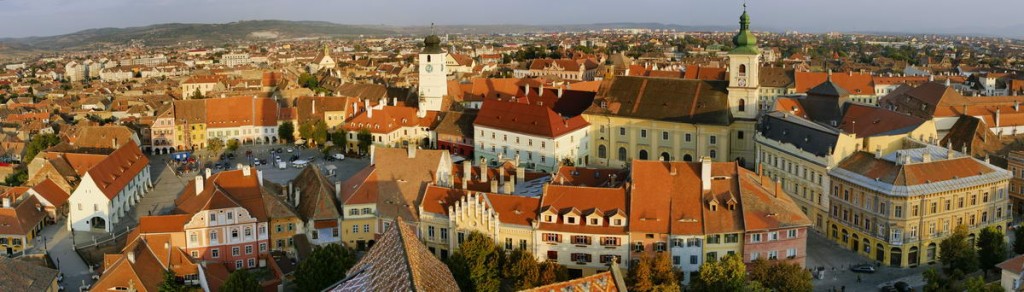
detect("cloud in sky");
top-left (1, 0), bottom-right (1022, 38)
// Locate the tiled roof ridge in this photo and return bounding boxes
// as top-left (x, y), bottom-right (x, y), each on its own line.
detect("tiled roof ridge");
top-left (393, 218), bottom-right (420, 291)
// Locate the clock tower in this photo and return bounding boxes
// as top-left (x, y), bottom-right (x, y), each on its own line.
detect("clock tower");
top-left (727, 6), bottom-right (761, 120)
top-left (418, 29), bottom-right (447, 112)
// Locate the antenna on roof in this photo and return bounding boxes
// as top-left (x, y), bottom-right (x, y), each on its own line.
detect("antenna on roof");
top-left (431, 23), bottom-right (435, 35)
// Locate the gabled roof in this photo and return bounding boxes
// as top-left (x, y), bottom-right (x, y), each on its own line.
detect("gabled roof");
top-left (590, 76), bottom-right (732, 125)
top-left (83, 140), bottom-right (149, 200)
top-left (737, 167), bottom-right (812, 231)
top-left (794, 71), bottom-right (873, 95)
top-left (326, 218), bottom-right (459, 292)
top-left (630, 161), bottom-right (703, 235)
top-left (30, 178), bottom-right (70, 207)
top-left (474, 99), bottom-right (589, 138)
top-left (538, 184), bottom-right (628, 234)
top-left (0, 195), bottom-right (46, 236)
top-left (292, 166), bottom-right (341, 222)
top-left (0, 257), bottom-right (59, 292)
top-left (174, 169), bottom-right (268, 221)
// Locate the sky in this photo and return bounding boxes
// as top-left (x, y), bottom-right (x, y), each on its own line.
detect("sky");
top-left (1, 0), bottom-right (1022, 38)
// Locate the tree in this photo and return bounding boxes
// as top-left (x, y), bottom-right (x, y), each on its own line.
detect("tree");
top-left (278, 122), bottom-right (295, 143)
top-left (963, 275), bottom-right (1005, 292)
top-left (978, 226), bottom-right (1008, 276)
top-left (191, 88), bottom-right (204, 99)
top-left (1015, 229), bottom-right (1024, 255)
top-left (3, 169), bottom-right (27, 186)
top-left (748, 258), bottom-right (813, 292)
top-left (226, 139), bottom-right (240, 152)
top-left (298, 73), bottom-right (319, 89)
top-left (312, 120), bottom-right (329, 146)
top-left (299, 121), bottom-right (314, 142)
top-left (501, 248), bottom-right (540, 291)
top-left (294, 243), bottom-right (357, 291)
top-left (206, 138), bottom-right (224, 152)
top-left (445, 231), bottom-right (501, 292)
top-left (690, 254), bottom-right (760, 292)
top-left (357, 128), bottom-right (373, 153)
top-left (330, 130), bottom-right (347, 152)
top-left (23, 133), bottom-right (60, 163)
top-left (940, 224), bottom-right (979, 278)
top-left (627, 254), bottom-right (655, 292)
top-left (221, 269), bottom-right (260, 292)
top-left (537, 261), bottom-right (569, 286)
top-left (158, 270), bottom-right (184, 292)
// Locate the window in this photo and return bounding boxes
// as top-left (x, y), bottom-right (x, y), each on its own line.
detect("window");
top-left (276, 225), bottom-right (282, 233)
top-left (685, 133), bottom-right (692, 142)
top-left (768, 232), bottom-right (779, 241)
top-left (633, 242), bottom-right (645, 252)
top-left (655, 242), bottom-right (667, 252)
top-left (738, 99), bottom-right (746, 112)
top-left (333, 228), bottom-right (340, 237)
top-left (751, 233), bottom-right (762, 243)
top-left (312, 230), bottom-right (319, 240)
top-left (428, 226), bottom-right (435, 238)
top-left (232, 247), bottom-right (240, 256)
top-left (543, 233), bottom-right (562, 243)
top-left (601, 255), bottom-right (620, 264)
top-left (248, 258), bottom-right (256, 268)
top-left (259, 243), bottom-right (266, 252)
top-left (598, 145), bottom-right (607, 158)
top-left (662, 131), bottom-right (669, 140)
top-left (751, 252), bottom-right (760, 261)
top-left (226, 212), bottom-right (233, 220)
top-left (706, 234), bottom-right (721, 244)
top-left (547, 251), bottom-right (558, 260)
top-left (232, 229), bottom-right (239, 238)
top-left (244, 227), bottom-right (252, 237)
top-left (768, 250), bottom-right (779, 260)
top-left (737, 131), bottom-right (745, 139)
top-left (210, 214), bottom-right (216, 221)
top-left (709, 136), bottom-right (717, 145)
top-left (210, 231), bottom-right (218, 241)
top-left (690, 255), bottom-right (699, 265)
top-left (619, 128), bottom-right (626, 135)
top-left (589, 218), bottom-right (599, 225)
top-left (725, 234), bottom-right (739, 243)
top-left (190, 233), bottom-right (198, 242)
top-left (788, 229), bottom-right (798, 238)
top-left (618, 147), bottom-right (627, 161)
top-left (362, 208), bottom-right (372, 214)
top-left (571, 235), bottom-right (592, 245)
top-left (601, 237), bottom-right (620, 246)
top-left (288, 223), bottom-right (294, 231)
top-left (352, 225), bottom-right (359, 233)
top-left (895, 206), bottom-right (903, 218)
top-left (441, 228), bottom-right (449, 240)
top-left (640, 129), bottom-right (648, 138)
top-left (364, 224), bottom-right (370, 233)
top-left (687, 238), bottom-right (702, 247)
top-left (505, 238), bottom-right (513, 250)
top-left (211, 249), bottom-right (220, 258)
top-left (709, 150), bottom-right (717, 159)
top-left (245, 245), bottom-right (253, 254)
top-left (192, 251), bottom-right (199, 258)
top-left (566, 216), bottom-right (577, 224)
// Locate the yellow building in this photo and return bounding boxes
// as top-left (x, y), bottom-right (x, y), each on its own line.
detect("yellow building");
top-left (172, 99), bottom-right (207, 151)
top-left (1007, 151), bottom-right (1024, 223)
top-left (756, 87), bottom-right (937, 232)
top-left (339, 167), bottom-right (381, 251)
top-left (828, 142), bottom-right (1011, 267)
top-left (419, 187), bottom-right (538, 259)
top-left (262, 191), bottom-right (302, 255)
top-left (0, 192), bottom-right (47, 254)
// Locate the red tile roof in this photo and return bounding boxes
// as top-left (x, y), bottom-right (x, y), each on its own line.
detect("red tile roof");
top-left (85, 140), bottom-right (149, 200)
top-left (474, 99), bottom-right (589, 138)
top-left (538, 184), bottom-right (627, 234)
top-left (795, 71), bottom-right (874, 95)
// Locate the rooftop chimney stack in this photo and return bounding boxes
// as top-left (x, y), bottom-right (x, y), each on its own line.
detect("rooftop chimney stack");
top-left (480, 158), bottom-right (488, 183)
top-left (195, 175), bottom-right (204, 195)
top-left (922, 151), bottom-right (931, 163)
top-left (700, 157), bottom-right (711, 191)
top-left (127, 251), bottom-right (136, 264)
top-left (1, 197), bottom-right (9, 208)
top-left (407, 144), bottom-right (416, 158)
top-left (335, 181), bottom-right (341, 200)
top-left (365, 99), bottom-right (373, 118)
top-left (558, 87), bottom-right (564, 98)
top-left (462, 160), bottom-right (472, 181)
top-left (205, 168), bottom-right (212, 179)
top-left (516, 167), bottom-right (525, 184)
top-left (490, 180), bottom-right (498, 193)
top-left (370, 145), bottom-right (377, 165)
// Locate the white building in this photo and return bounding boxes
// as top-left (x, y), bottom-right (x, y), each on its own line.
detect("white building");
top-left (221, 53), bottom-right (252, 67)
top-left (418, 33), bottom-right (447, 112)
top-left (474, 99), bottom-right (590, 172)
top-left (68, 141), bottom-right (152, 232)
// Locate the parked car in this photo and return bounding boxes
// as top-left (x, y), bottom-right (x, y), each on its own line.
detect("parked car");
top-left (332, 153), bottom-right (345, 160)
top-left (851, 264), bottom-right (876, 273)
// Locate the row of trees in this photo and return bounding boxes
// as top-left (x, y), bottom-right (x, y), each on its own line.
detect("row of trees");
top-left (925, 225), bottom-right (1006, 291)
top-left (278, 121), bottom-right (373, 154)
top-left (445, 232), bottom-right (569, 291)
top-left (627, 253), bottom-right (812, 292)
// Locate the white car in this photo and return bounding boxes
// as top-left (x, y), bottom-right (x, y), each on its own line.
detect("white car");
top-left (287, 148), bottom-right (294, 153)
top-left (332, 153), bottom-right (345, 160)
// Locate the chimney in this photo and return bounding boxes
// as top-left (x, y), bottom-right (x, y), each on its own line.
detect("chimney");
top-left (996, 108), bottom-right (1001, 127)
top-left (516, 167), bottom-right (525, 184)
top-left (773, 178), bottom-right (781, 198)
top-left (462, 160), bottom-right (472, 181)
top-left (242, 165), bottom-right (251, 176)
top-left (312, 99), bottom-right (317, 114)
top-left (670, 165), bottom-right (678, 176)
top-left (407, 144), bottom-right (416, 158)
top-left (875, 146), bottom-right (882, 159)
top-left (335, 181), bottom-right (341, 199)
top-left (700, 157), bottom-right (711, 191)
top-left (490, 180), bottom-right (498, 193)
top-left (369, 145), bottom-right (377, 165)
top-left (1015, 101), bottom-right (1020, 112)
top-left (365, 99), bottom-right (373, 118)
top-left (392, 97), bottom-right (398, 106)
top-left (610, 173), bottom-right (617, 186)
top-left (293, 188), bottom-right (301, 207)
top-left (524, 84), bottom-right (530, 96)
top-left (509, 175), bottom-right (516, 193)
top-left (499, 166), bottom-right (506, 186)
top-left (480, 158), bottom-right (488, 183)
top-left (194, 175), bottom-right (204, 195)
top-left (257, 170), bottom-right (264, 186)
top-left (922, 151), bottom-right (931, 163)
top-left (1, 197), bottom-right (9, 208)
top-left (558, 87), bottom-right (564, 98)
top-left (205, 168), bottom-right (212, 179)
top-left (127, 251), bottom-right (136, 264)
top-left (287, 181), bottom-right (293, 200)
top-left (112, 138), bottom-right (118, 149)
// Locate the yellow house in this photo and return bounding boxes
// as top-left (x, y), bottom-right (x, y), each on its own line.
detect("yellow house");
top-left (262, 190), bottom-right (302, 255)
top-left (419, 186), bottom-right (538, 259)
top-left (339, 167), bottom-right (380, 251)
top-left (0, 193), bottom-right (47, 254)
top-left (172, 99), bottom-right (207, 151)
top-left (828, 141), bottom-right (1011, 267)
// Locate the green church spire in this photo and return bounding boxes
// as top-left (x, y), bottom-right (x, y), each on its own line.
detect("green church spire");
top-left (731, 3), bottom-right (759, 55)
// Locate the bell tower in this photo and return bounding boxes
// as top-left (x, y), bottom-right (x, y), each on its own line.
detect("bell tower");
top-left (727, 4), bottom-right (761, 120)
top-left (418, 24), bottom-right (447, 112)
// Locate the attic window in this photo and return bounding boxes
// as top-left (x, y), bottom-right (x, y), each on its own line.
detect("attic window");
top-left (710, 204), bottom-right (718, 211)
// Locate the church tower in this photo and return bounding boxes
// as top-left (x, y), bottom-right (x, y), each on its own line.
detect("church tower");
top-left (727, 6), bottom-right (761, 120)
top-left (418, 28), bottom-right (447, 112)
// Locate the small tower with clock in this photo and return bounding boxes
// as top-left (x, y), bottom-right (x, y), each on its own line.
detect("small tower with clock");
top-left (727, 5), bottom-right (761, 120)
top-left (418, 26), bottom-right (447, 112)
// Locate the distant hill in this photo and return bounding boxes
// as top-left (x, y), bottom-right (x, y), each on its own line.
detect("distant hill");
top-left (0, 20), bottom-right (395, 51)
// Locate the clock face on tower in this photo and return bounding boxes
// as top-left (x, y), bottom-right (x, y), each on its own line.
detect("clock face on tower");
top-left (425, 64), bottom-right (433, 73)
top-left (737, 77), bottom-right (747, 87)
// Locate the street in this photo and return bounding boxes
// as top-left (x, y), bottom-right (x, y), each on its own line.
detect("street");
top-left (807, 231), bottom-right (933, 291)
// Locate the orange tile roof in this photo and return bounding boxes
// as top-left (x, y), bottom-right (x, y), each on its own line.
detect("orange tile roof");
top-left (474, 99), bottom-right (589, 138)
top-left (838, 104), bottom-right (927, 137)
top-left (342, 105), bottom-right (438, 134)
top-left (31, 178), bottom-right (70, 207)
top-left (538, 184), bottom-right (627, 234)
top-left (794, 71), bottom-right (874, 95)
top-left (737, 168), bottom-right (812, 231)
top-left (136, 214), bottom-right (190, 234)
top-left (0, 195), bottom-right (46, 236)
top-left (85, 140), bottom-right (150, 200)
top-left (174, 169), bottom-right (268, 220)
top-left (836, 151), bottom-right (997, 186)
top-left (205, 96), bottom-right (279, 128)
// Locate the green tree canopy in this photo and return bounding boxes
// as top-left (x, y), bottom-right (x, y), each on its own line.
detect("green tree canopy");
top-left (1015, 228), bottom-right (1024, 255)
top-left (537, 261), bottom-right (569, 286)
top-left (357, 128), bottom-right (373, 153)
top-left (278, 122), bottom-right (295, 143)
top-left (941, 224), bottom-right (980, 278)
top-left (330, 130), bottom-right (347, 152)
top-left (445, 231), bottom-right (501, 292)
top-left (748, 258), bottom-right (813, 292)
top-left (206, 138), bottom-right (224, 152)
top-left (294, 243), bottom-right (358, 291)
top-left (226, 139), bottom-right (240, 152)
top-left (298, 121), bottom-right (314, 141)
top-left (24, 133), bottom-right (60, 163)
top-left (157, 270), bottom-right (184, 292)
top-left (312, 119), bottom-right (329, 146)
top-left (221, 269), bottom-right (260, 292)
top-left (627, 253), bottom-right (679, 292)
top-left (690, 254), bottom-right (765, 292)
top-left (501, 248), bottom-right (540, 291)
top-left (978, 226), bottom-right (1008, 276)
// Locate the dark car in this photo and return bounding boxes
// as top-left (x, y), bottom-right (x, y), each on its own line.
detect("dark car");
top-left (893, 281), bottom-right (911, 292)
top-left (851, 264), bottom-right (876, 273)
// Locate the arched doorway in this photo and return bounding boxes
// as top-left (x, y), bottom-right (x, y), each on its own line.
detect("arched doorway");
top-left (660, 152), bottom-right (670, 161)
top-left (598, 145), bottom-right (607, 158)
top-left (876, 243), bottom-right (885, 262)
top-left (638, 150), bottom-right (649, 160)
top-left (841, 229), bottom-right (849, 245)
top-left (683, 154), bottom-right (693, 162)
top-left (851, 234), bottom-right (860, 251)
top-left (927, 243), bottom-right (937, 263)
top-left (908, 246), bottom-right (919, 266)
top-left (831, 224), bottom-right (838, 240)
top-left (862, 238), bottom-right (871, 255)
top-left (617, 148), bottom-right (627, 161)
top-left (890, 247), bottom-right (903, 267)
top-left (90, 216), bottom-right (106, 229)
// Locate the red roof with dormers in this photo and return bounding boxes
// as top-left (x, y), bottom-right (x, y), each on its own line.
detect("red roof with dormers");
top-left (474, 99), bottom-right (589, 138)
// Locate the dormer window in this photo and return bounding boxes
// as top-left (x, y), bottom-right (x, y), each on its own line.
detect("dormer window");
top-left (544, 215), bottom-right (555, 223)
top-left (565, 216), bottom-right (577, 224)
top-left (589, 218), bottom-right (599, 225)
